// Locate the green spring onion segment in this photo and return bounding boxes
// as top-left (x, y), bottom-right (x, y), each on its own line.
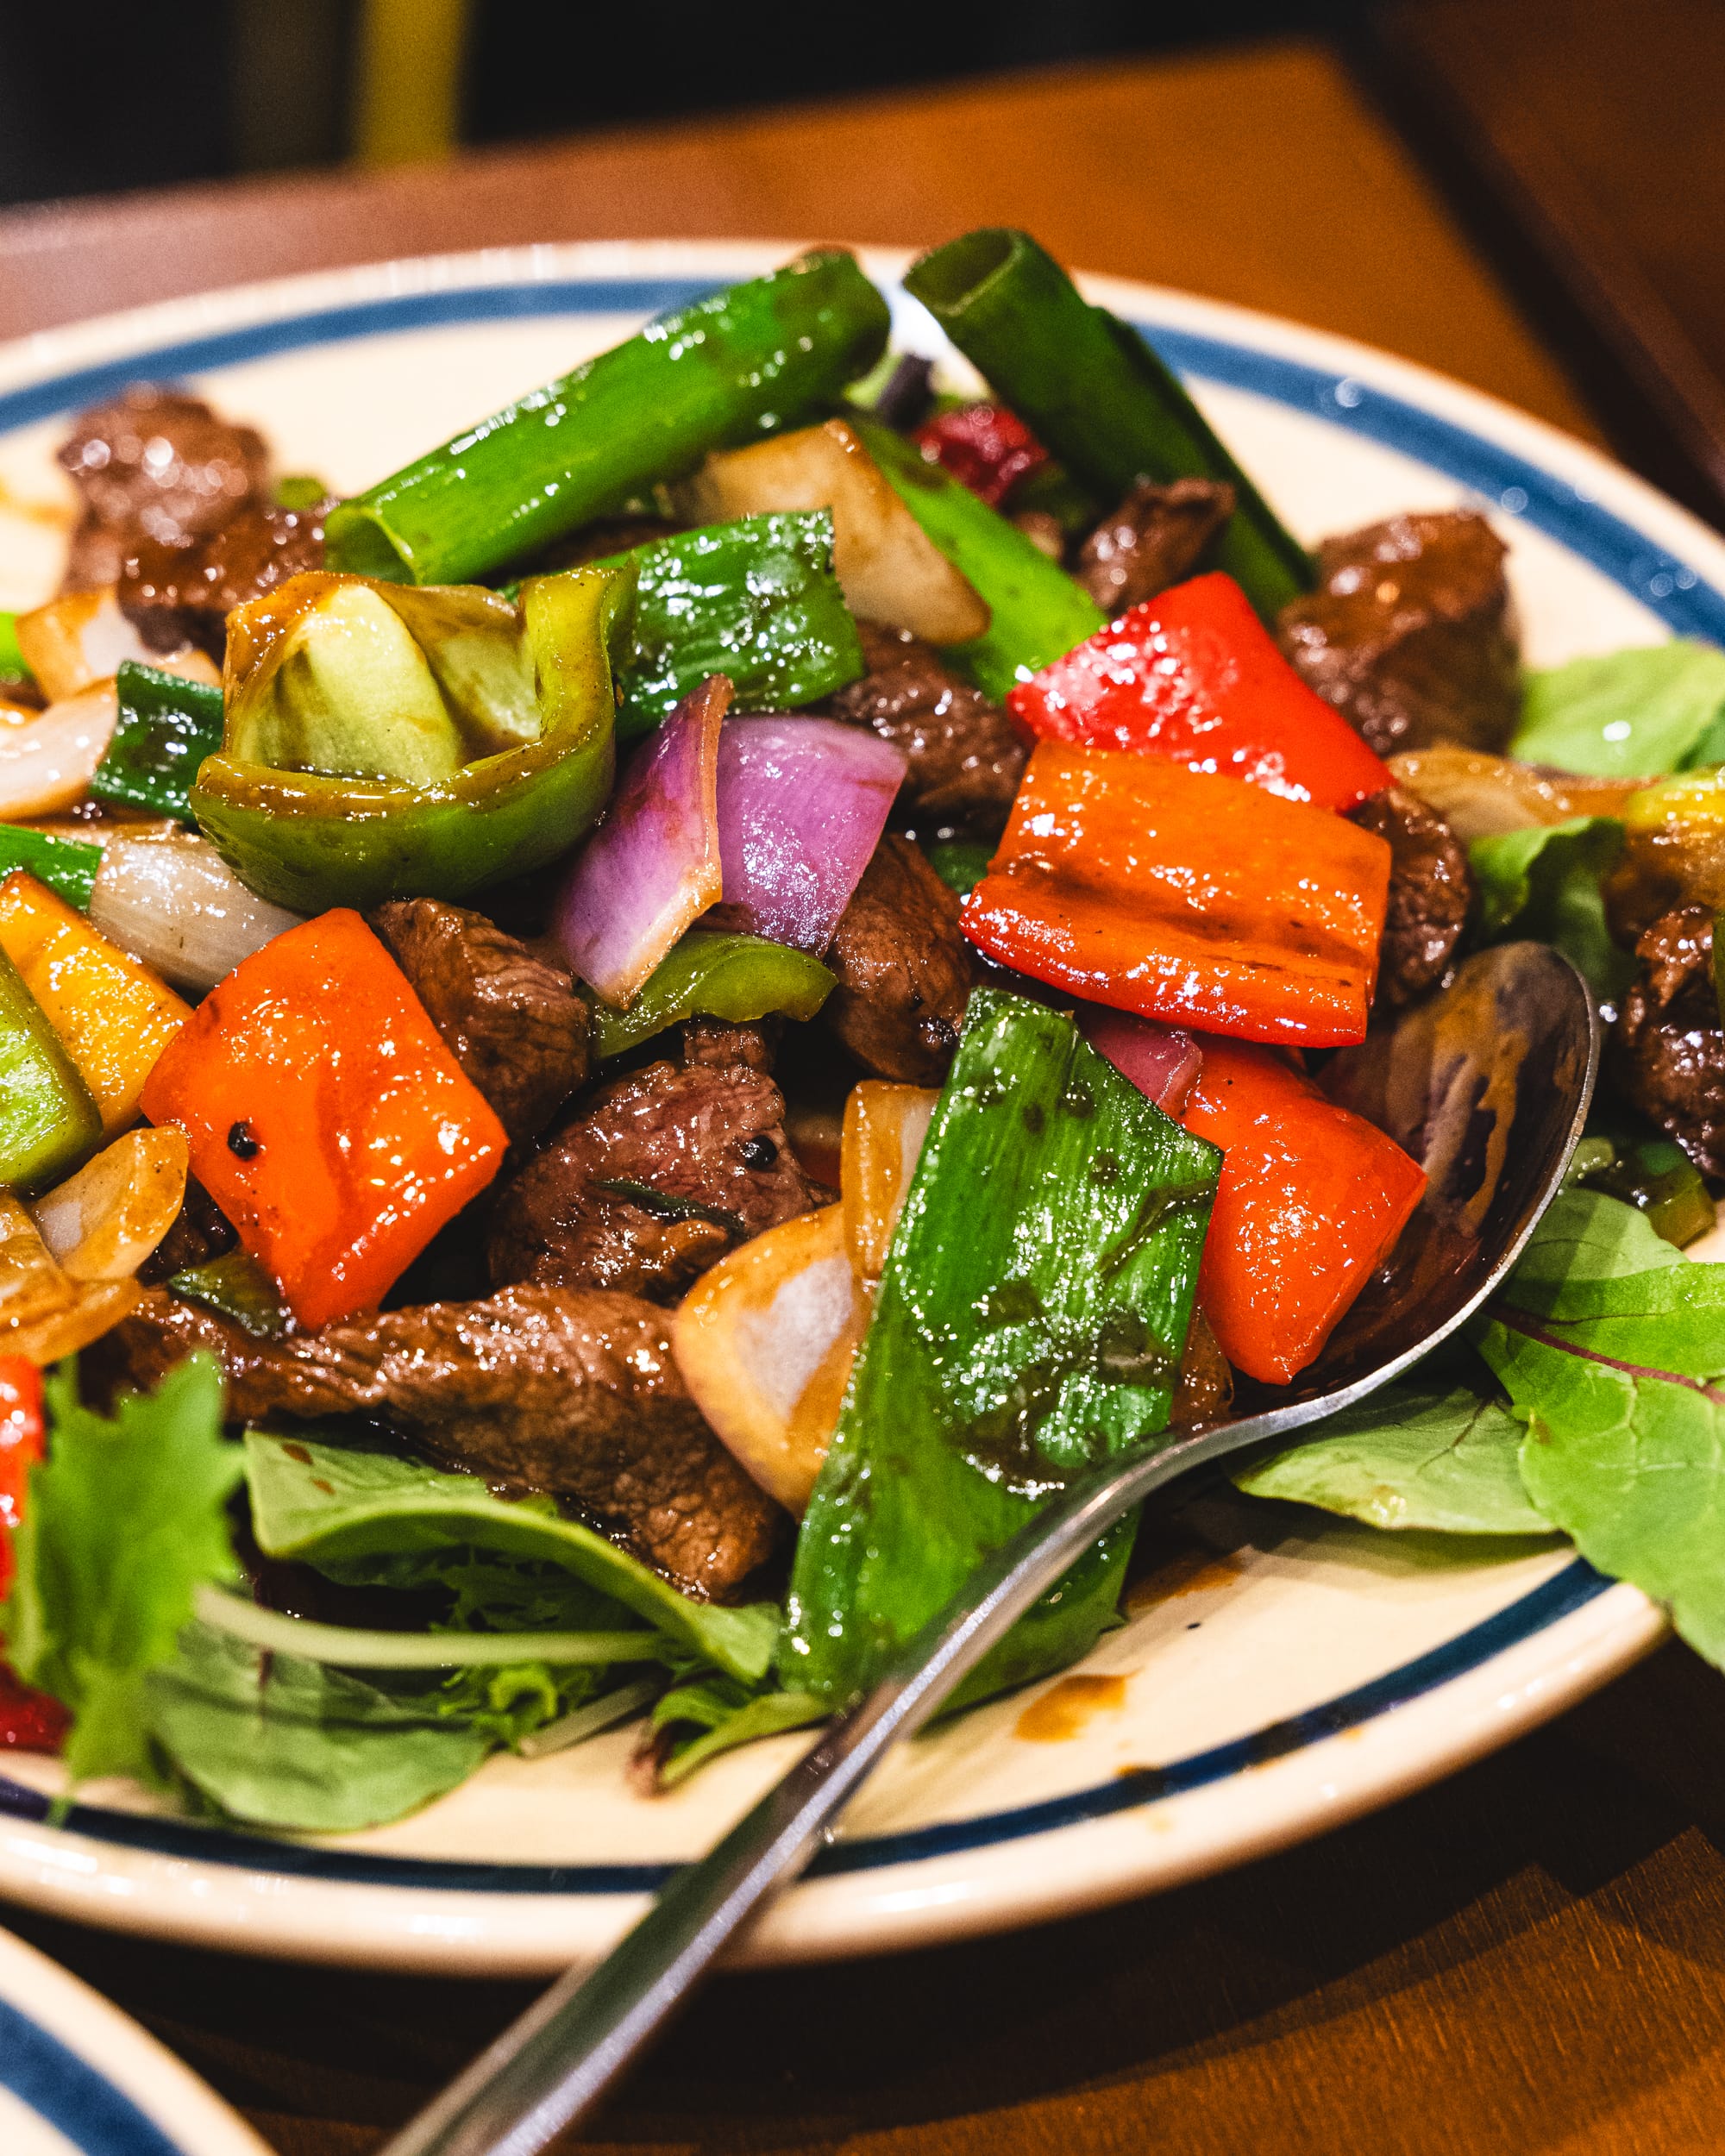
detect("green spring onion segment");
top-left (904, 228), bottom-right (1312, 620)
top-left (325, 251), bottom-right (892, 587)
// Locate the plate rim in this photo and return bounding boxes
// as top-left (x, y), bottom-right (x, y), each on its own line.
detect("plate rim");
top-left (0, 1923), bottom-right (269, 2155)
top-left (0, 237), bottom-right (1690, 1971)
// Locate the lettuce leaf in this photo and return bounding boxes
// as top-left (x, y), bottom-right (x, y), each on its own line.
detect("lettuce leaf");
top-left (1233, 1373), bottom-right (1554, 1534)
top-left (1468, 817), bottom-right (1631, 998)
top-left (1514, 642), bottom-right (1725, 778)
top-left (242, 1428), bottom-right (779, 1682)
top-left (1, 1357), bottom-right (240, 1782)
top-left (147, 1622), bottom-right (492, 1831)
top-left (648, 1675), bottom-right (826, 1789)
top-left (1475, 1188), bottom-right (1725, 1664)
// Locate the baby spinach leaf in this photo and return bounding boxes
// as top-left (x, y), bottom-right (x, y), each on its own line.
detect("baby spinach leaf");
top-left (147, 1622), bottom-right (492, 1832)
top-left (649, 1675), bottom-right (827, 1788)
top-left (2, 1357), bottom-right (240, 1783)
top-left (242, 1429), bottom-right (778, 1682)
top-left (1233, 1376), bottom-right (1554, 1534)
top-left (1468, 817), bottom-right (1630, 998)
top-left (1515, 641), bottom-right (1725, 778)
top-left (1475, 1188), bottom-right (1725, 1665)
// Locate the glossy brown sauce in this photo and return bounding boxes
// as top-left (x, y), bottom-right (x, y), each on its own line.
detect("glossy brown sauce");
top-left (1014, 1671), bottom-right (1128, 1742)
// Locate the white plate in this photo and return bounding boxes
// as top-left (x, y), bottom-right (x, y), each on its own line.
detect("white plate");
top-left (0, 241), bottom-right (1694, 1977)
top-left (0, 1923), bottom-right (267, 2156)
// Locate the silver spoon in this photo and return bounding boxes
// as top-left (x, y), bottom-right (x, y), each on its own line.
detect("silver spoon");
top-left (384, 940), bottom-right (1597, 2156)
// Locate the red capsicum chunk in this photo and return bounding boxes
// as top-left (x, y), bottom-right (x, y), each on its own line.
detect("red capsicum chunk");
top-left (1182, 1035), bottom-right (1427, 1384)
top-left (1006, 571), bottom-right (1391, 812)
top-left (962, 739), bottom-right (1392, 1047)
top-left (141, 909), bottom-right (507, 1330)
top-left (0, 1354), bottom-right (63, 1752)
top-left (912, 402), bottom-right (1048, 507)
top-left (0, 1355), bottom-right (42, 1601)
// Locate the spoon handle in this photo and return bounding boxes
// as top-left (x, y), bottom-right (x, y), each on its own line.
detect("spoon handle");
top-left (381, 1420), bottom-right (1247, 2156)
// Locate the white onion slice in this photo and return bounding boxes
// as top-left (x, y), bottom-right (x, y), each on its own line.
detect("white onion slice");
top-left (88, 829), bottom-right (303, 991)
top-left (0, 681), bottom-right (119, 818)
top-left (13, 586), bottom-right (216, 701)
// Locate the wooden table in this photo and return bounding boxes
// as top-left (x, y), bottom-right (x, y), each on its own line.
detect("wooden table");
top-left (6, 38), bottom-right (1722, 2156)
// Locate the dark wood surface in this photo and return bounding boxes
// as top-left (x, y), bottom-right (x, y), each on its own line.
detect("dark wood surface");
top-left (1369, 0), bottom-right (1725, 528)
top-left (6, 36), bottom-right (1723, 2156)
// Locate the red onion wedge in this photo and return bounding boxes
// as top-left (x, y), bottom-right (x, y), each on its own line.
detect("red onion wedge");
top-left (1076, 1006), bottom-right (1202, 1115)
top-left (554, 674), bottom-right (728, 1006)
top-left (710, 717), bottom-right (906, 953)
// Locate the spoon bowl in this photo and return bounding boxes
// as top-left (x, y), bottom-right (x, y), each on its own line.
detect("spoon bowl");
top-left (386, 941), bottom-right (1598, 2156)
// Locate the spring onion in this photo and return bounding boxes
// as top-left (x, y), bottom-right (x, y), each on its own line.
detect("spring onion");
top-left (904, 229), bottom-right (1311, 620)
top-left (853, 417), bottom-right (1104, 697)
top-left (783, 988), bottom-right (1220, 1706)
top-left (0, 826), bottom-right (102, 911)
top-left (91, 662), bottom-right (225, 824)
top-left (325, 250), bottom-right (892, 587)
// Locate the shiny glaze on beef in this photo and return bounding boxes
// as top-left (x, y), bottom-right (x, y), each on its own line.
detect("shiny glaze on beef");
top-left (1347, 786), bottom-right (1473, 1009)
top-left (371, 899), bottom-right (589, 1146)
top-left (1278, 510), bottom-right (1520, 755)
top-left (121, 497), bottom-right (329, 660)
top-left (1071, 478), bottom-right (1235, 615)
top-left (823, 833), bottom-right (978, 1082)
top-left (1611, 906), bottom-right (1725, 1178)
top-left (486, 1036), bottom-right (821, 1301)
top-left (103, 1283), bottom-right (781, 1598)
top-left (825, 621), bottom-right (1026, 832)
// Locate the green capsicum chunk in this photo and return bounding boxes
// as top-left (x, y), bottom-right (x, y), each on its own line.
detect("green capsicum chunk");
top-left (0, 943), bottom-right (102, 1191)
top-left (782, 987), bottom-right (1220, 1708)
top-left (1579, 1131), bottom-right (1718, 1250)
top-left (852, 417), bottom-right (1105, 699)
top-left (590, 931), bottom-right (836, 1060)
top-left (605, 512), bottom-right (864, 741)
top-left (168, 1250), bottom-right (294, 1340)
top-left (0, 826), bottom-right (102, 912)
top-left (324, 251), bottom-right (892, 588)
top-left (91, 662), bottom-right (226, 824)
top-left (190, 561), bottom-right (634, 914)
top-left (903, 229), bottom-right (1312, 621)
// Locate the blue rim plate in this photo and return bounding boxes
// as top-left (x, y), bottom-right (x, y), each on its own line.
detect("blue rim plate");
top-left (0, 1924), bottom-right (267, 2155)
top-left (0, 242), bottom-right (1684, 1974)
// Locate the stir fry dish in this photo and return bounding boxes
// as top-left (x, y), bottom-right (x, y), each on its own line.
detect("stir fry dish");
top-left (3, 232), bottom-right (1725, 1827)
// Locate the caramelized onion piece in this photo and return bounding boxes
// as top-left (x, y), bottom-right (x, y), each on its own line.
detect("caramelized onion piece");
top-left (30, 1125), bottom-right (189, 1282)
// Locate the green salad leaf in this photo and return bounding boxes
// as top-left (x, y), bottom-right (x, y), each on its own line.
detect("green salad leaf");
top-left (1475, 1189), bottom-right (1725, 1664)
top-left (2, 1357), bottom-right (240, 1783)
top-left (242, 1429), bottom-right (779, 1681)
top-left (1468, 816), bottom-right (1630, 998)
top-left (1233, 1374), bottom-right (1554, 1535)
top-left (649, 1676), bottom-right (827, 1789)
top-left (1514, 641), bottom-right (1725, 778)
top-left (148, 1622), bottom-right (492, 1832)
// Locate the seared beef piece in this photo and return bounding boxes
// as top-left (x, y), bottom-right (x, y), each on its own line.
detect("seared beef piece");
top-left (681, 1015), bottom-right (779, 1074)
top-left (823, 834), bottom-right (978, 1083)
top-left (59, 387), bottom-right (270, 592)
top-left (1071, 478), bottom-right (1235, 615)
top-left (139, 1175), bottom-right (237, 1286)
top-left (486, 1056), bottom-right (821, 1300)
top-left (1610, 907), bottom-right (1725, 1177)
top-left (104, 1284), bottom-right (781, 1597)
top-left (370, 899), bottom-right (589, 1145)
top-left (1347, 786), bottom-right (1472, 1010)
top-left (120, 497), bottom-right (329, 660)
top-left (1277, 511), bottom-right (1520, 756)
top-left (825, 621), bottom-right (1026, 831)
top-left (1169, 1309), bottom-right (1233, 1428)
